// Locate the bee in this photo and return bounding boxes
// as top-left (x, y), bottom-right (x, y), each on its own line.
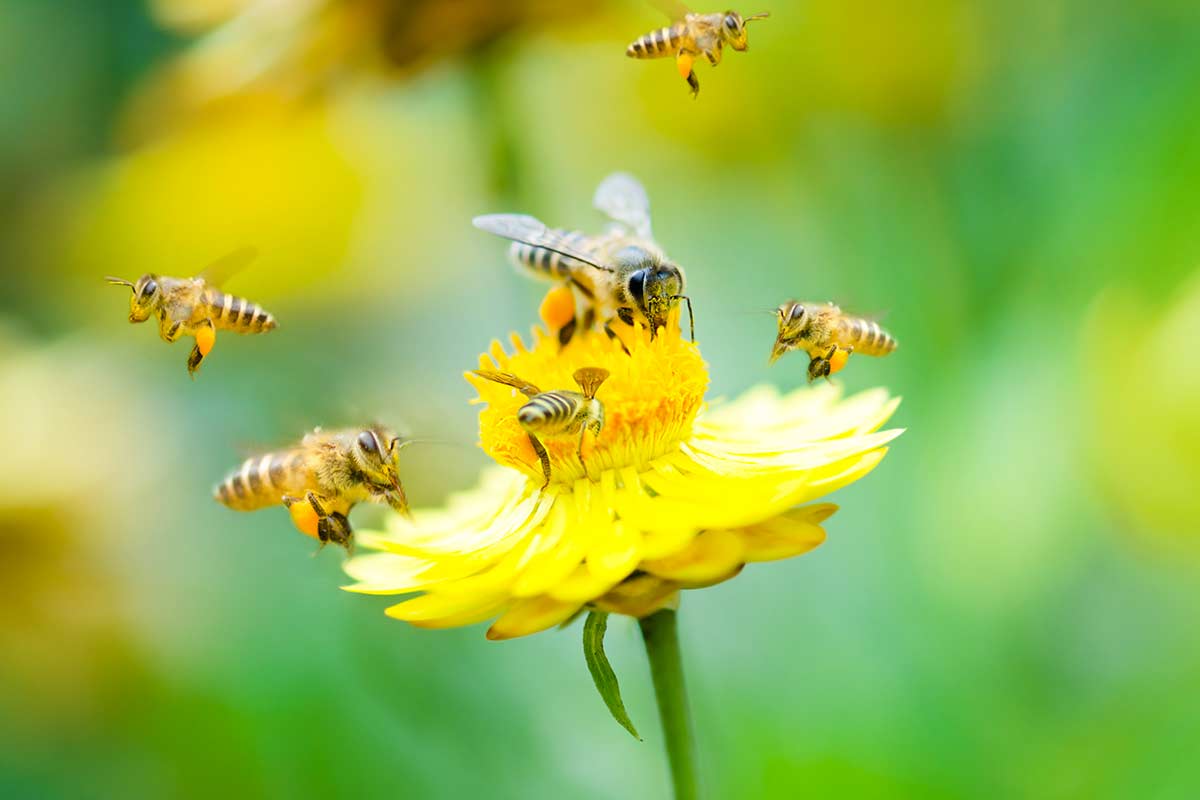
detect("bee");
top-left (473, 172), bottom-right (693, 348)
top-left (106, 247), bottom-right (276, 377)
top-left (472, 368), bottom-right (610, 487)
top-left (769, 300), bottom-right (898, 382)
top-left (626, 8), bottom-right (770, 96)
top-left (214, 425), bottom-right (410, 552)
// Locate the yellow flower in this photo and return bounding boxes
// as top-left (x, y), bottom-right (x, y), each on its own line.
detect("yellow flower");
top-left (343, 321), bottom-right (901, 640)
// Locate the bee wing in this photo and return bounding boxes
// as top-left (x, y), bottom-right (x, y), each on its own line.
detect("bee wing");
top-left (648, 0), bottom-right (693, 21)
top-left (197, 246), bottom-right (259, 288)
top-left (471, 369), bottom-right (542, 398)
top-left (472, 214), bottom-right (615, 273)
top-left (593, 173), bottom-right (653, 239)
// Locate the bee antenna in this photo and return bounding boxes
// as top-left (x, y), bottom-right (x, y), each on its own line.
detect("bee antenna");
top-left (745, 12), bottom-right (770, 22)
top-left (399, 437), bottom-right (471, 449)
top-left (671, 295), bottom-right (695, 342)
top-left (105, 276), bottom-right (135, 289)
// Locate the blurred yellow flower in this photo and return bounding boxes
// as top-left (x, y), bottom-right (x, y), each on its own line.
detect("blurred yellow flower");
top-left (343, 321), bottom-right (901, 639)
top-left (1084, 274), bottom-right (1200, 540)
top-left (135, 0), bottom-right (601, 141)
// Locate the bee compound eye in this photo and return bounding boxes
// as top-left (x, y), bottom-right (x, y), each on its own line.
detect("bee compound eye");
top-left (725, 15), bottom-right (738, 29)
top-left (628, 270), bottom-right (647, 306)
top-left (140, 279), bottom-right (158, 299)
top-left (357, 431), bottom-right (378, 453)
top-left (790, 304), bottom-right (806, 322)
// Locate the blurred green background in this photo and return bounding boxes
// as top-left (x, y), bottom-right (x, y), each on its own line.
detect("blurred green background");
top-left (2, 0), bottom-right (1199, 797)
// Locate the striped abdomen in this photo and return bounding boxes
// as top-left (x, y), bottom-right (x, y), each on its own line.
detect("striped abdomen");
top-left (215, 450), bottom-right (307, 511)
top-left (509, 229), bottom-right (594, 280)
top-left (517, 392), bottom-right (584, 435)
top-left (202, 287), bottom-right (277, 334)
top-left (837, 317), bottom-right (898, 357)
top-left (626, 23), bottom-right (687, 58)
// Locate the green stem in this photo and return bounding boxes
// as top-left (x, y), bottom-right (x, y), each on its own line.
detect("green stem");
top-left (640, 609), bottom-right (700, 800)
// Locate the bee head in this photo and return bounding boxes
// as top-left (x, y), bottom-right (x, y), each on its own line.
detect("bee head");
top-left (628, 264), bottom-right (689, 340)
top-left (107, 274), bottom-right (160, 323)
top-left (353, 426), bottom-right (409, 514)
top-left (722, 10), bottom-right (768, 51)
top-left (770, 301), bottom-right (807, 363)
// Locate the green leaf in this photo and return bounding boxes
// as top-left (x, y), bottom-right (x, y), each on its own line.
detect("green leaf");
top-left (583, 611), bottom-right (641, 740)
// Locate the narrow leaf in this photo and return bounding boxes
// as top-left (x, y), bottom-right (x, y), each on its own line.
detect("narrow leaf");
top-left (583, 611), bottom-right (641, 740)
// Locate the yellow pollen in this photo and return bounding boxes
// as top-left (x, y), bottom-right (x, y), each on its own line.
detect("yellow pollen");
top-left (468, 318), bottom-right (708, 485)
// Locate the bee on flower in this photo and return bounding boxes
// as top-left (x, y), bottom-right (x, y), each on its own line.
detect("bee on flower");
top-left (343, 306), bottom-right (901, 639)
top-left (473, 172), bottom-right (693, 349)
top-left (472, 368), bottom-right (610, 487)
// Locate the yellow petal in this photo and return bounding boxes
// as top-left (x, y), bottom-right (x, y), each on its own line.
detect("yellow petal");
top-left (548, 563), bottom-right (623, 603)
top-left (735, 506), bottom-right (832, 562)
top-left (385, 591), bottom-right (508, 628)
top-left (641, 529), bottom-right (746, 583)
top-left (486, 596), bottom-right (582, 640)
top-left (593, 574), bottom-right (680, 618)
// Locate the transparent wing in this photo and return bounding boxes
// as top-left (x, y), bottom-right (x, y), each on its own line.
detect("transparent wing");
top-left (593, 173), bottom-right (652, 238)
top-left (197, 246), bottom-right (259, 287)
top-left (648, 0), bottom-right (692, 21)
top-left (472, 214), bottom-right (614, 273)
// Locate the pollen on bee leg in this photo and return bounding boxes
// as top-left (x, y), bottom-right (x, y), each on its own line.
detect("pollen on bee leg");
top-left (195, 324), bottom-right (216, 357)
top-left (829, 348), bottom-right (851, 375)
top-left (538, 285), bottom-right (576, 332)
top-left (676, 52), bottom-right (695, 79)
top-left (287, 499), bottom-right (321, 540)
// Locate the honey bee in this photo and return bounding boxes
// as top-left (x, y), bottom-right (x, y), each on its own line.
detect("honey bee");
top-left (626, 8), bottom-right (769, 96)
top-left (105, 247), bottom-right (276, 377)
top-left (473, 173), bottom-right (693, 348)
top-left (214, 426), bottom-right (410, 552)
top-left (472, 368), bottom-right (610, 487)
top-left (769, 300), bottom-right (898, 381)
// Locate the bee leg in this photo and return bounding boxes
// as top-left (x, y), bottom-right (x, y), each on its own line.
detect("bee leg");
top-left (557, 315), bottom-right (578, 349)
top-left (676, 51), bottom-right (699, 97)
top-left (304, 491), bottom-right (329, 518)
top-left (187, 320), bottom-right (216, 377)
top-left (527, 433), bottom-right (551, 489)
top-left (604, 319), bottom-right (632, 356)
top-left (806, 357), bottom-right (830, 383)
top-left (304, 490), bottom-right (352, 553)
top-left (162, 319), bottom-right (185, 343)
top-left (320, 512), bottom-right (353, 554)
top-left (577, 427), bottom-right (590, 481)
top-left (283, 494), bottom-right (321, 539)
top-left (807, 345), bottom-right (838, 383)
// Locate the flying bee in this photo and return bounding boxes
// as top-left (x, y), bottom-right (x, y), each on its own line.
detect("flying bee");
top-left (626, 7), bottom-right (770, 96)
top-left (769, 300), bottom-right (898, 382)
top-left (106, 247), bottom-right (276, 377)
top-left (215, 425), bottom-right (411, 553)
top-left (473, 172), bottom-right (693, 348)
top-left (472, 368), bottom-right (610, 487)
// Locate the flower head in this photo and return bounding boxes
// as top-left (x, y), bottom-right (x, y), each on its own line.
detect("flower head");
top-left (344, 318), bottom-right (901, 640)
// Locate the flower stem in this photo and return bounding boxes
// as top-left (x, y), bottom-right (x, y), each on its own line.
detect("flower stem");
top-left (640, 608), bottom-right (699, 800)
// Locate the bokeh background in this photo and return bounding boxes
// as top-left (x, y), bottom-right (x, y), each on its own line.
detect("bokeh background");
top-left (3, 0), bottom-right (1199, 797)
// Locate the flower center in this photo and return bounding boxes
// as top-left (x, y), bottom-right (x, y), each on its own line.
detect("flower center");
top-left (469, 322), bottom-right (709, 485)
